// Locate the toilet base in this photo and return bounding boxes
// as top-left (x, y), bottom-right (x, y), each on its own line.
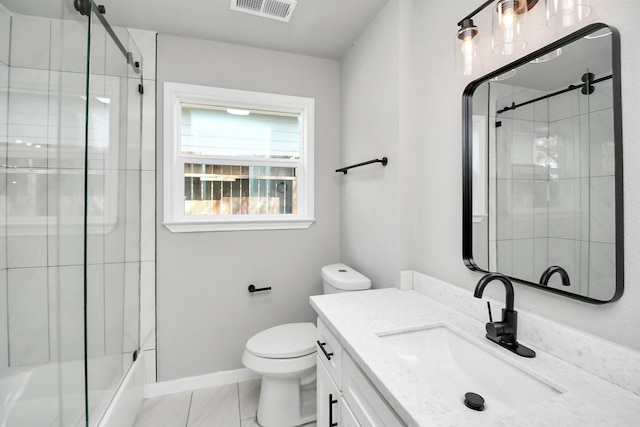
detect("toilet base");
top-left (256, 376), bottom-right (317, 427)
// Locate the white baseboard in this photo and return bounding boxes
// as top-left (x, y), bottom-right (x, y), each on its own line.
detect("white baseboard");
top-left (144, 368), bottom-right (261, 398)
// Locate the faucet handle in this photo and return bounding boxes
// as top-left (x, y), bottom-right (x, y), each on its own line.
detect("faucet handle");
top-left (486, 301), bottom-right (494, 322)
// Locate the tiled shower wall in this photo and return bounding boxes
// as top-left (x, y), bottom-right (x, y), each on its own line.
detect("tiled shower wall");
top-left (490, 79), bottom-right (615, 299)
top-left (0, 6), bottom-right (156, 376)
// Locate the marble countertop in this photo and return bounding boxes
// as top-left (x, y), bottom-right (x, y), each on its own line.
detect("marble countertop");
top-left (310, 287), bottom-right (640, 427)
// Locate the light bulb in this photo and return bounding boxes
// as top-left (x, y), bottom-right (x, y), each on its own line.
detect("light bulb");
top-left (501, 7), bottom-right (517, 29)
top-left (461, 36), bottom-right (474, 66)
top-left (495, 0), bottom-right (521, 50)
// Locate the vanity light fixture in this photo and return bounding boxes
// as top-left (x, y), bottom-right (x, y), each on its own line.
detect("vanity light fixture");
top-left (456, 0), bottom-right (591, 75)
top-left (456, 0), bottom-right (538, 75)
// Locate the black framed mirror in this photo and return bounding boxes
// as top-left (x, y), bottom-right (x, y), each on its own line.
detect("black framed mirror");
top-left (462, 23), bottom-right (623, 304)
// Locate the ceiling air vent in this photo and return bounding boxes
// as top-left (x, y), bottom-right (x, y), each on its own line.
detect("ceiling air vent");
top-left (230, 0), bottom-right (298, 22)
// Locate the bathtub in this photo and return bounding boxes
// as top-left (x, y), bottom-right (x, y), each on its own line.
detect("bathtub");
top-left (0, 355), bottom-right (127, 427)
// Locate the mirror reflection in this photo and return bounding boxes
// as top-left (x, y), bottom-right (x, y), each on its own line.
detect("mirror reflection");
top-left (463, 23), bottom-right (623, 303)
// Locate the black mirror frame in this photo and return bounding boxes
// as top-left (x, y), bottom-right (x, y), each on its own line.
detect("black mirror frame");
top-left (462, 23), bottom-right (624, 304)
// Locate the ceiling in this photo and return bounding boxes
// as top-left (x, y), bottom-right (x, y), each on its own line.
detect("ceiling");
top-left (0, 0), bottom-right (389, 59)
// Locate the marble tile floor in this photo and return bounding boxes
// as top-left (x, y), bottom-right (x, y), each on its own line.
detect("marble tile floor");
top-left (133, 379), bottom-right (317, 427)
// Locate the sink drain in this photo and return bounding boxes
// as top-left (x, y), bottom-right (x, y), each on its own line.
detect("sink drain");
top-left (464, 392), bottom-right (485, 411)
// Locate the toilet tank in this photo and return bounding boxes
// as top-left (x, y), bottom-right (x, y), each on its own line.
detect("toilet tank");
top-left (321, 263), bottom-right (371, 294)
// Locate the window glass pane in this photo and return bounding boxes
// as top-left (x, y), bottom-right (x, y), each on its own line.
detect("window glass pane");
top-left (181, 104), bottom-right (300, 159)
top-left (184, 163), bottom-right (297, 216)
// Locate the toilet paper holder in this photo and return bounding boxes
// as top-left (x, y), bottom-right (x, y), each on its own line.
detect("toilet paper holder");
top-left (248, 284), bottom-right (272, 293)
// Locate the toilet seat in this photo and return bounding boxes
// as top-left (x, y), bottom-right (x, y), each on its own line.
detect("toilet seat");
top-left (246, 322), bottom-right (317, 359)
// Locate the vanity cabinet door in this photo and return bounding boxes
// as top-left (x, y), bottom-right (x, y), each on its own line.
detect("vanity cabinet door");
top-left (342, 353), bottom-right (405, 427)
top-left (318, 361), bottom-right (341, 427)
top-left (340, 397), bottom-right (362, 427)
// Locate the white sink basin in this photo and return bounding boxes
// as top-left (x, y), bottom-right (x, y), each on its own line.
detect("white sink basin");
top-left (378, 325), bottom-right (561, 414)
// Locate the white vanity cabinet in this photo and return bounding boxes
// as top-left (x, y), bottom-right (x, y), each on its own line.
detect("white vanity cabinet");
top-left (317, 318), bottom-right (404, 427)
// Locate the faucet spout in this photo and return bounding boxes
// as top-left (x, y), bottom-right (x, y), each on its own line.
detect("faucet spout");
top-left (473, 272), bottom-right (514, 311)
top-left (539, 266), bottom-right (571, 287)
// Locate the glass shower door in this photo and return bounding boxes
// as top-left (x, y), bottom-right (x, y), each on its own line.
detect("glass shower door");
top-left (84, 1), bottom-right (142, 424)
top-left (1, 0), bottom-right (93, 425)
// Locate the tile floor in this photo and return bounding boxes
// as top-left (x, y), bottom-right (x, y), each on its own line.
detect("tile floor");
top-left (133, 379), bottom-right (317, 427)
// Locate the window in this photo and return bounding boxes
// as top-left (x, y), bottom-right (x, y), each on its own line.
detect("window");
top-left (163, 82), bottom-right (315, 232)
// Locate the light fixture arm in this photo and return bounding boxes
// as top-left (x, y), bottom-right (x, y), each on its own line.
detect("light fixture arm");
top-left (457, 0), bottom-right (538, 26)
top-left (457, 0), bottom-right (496, 26)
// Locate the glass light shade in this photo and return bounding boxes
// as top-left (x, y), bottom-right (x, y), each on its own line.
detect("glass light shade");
top-left (545, 0), bottom-right (591, 28)
top-left (455, 21), bottom-right (481, 76)
top-left (492, 0), bottom-right (528, 56)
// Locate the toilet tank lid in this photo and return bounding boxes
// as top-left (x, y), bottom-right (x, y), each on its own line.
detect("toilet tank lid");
top-left (322, 263), bottom-right (371, 291)
top-left (246, 323), bottom-right (317, 359)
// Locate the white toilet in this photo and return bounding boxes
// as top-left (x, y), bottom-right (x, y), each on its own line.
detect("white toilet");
top-left (242, 263), bottom-right (371, 427)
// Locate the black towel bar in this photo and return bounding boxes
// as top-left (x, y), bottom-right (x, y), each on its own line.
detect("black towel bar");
top-left (336, 157), bottom-right (388, 174)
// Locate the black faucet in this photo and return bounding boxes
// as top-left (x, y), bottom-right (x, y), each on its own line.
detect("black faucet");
top-left (473, 273), bottom-right (536, 358)
top-left (539, 266), bottom-right (571, 287)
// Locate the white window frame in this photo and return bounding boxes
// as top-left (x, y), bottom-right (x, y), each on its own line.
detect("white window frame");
top-left (163, 82), bottom-right (315, 232)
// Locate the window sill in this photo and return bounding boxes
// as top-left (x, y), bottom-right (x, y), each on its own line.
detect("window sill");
top-left (163, 218), bottom-right (316, 233)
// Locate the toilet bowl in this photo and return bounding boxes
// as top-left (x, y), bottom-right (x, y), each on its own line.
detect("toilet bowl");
top-left (242, 264), bottom-right (371, 427)
top-left (242, 323), bottom-right (318, 427)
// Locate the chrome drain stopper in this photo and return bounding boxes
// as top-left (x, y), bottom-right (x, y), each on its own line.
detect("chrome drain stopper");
top-left (464, 392), bottom-right (485, 411)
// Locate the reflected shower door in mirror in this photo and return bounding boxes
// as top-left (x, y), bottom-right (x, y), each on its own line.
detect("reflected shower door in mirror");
top-left (462, 23), bottom-right (623, 304)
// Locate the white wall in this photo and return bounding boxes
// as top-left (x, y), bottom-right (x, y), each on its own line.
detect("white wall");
top-left (340, 0), bottom-right (402, 288)
top-left (156, 35), bottom-right (341, 381)
top-left (341, 0), bottom-right (640, 351)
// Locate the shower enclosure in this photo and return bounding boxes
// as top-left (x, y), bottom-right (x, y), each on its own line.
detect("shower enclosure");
top-left (1, 0), bottom-right (143, 425)
top-left (488, 73), bottom-right (615, 299)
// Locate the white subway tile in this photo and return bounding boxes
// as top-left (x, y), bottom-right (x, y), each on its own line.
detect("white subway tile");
top-left (0, 272), bottom-right (8, 371)
top-left (50, 19), bottom-right (88, 73)
top-left (589, 108), bottom-right (615, 177)
top-left (588, 242), bottom-right (616, 301)
top-left (124, 262), bottom-right (140, 354)
top-left (511, 238), bottom-right (534, 281)
top-left (7, 235), bottom-right (48, 268)
top-left (48, 265), bottom-right (84, 362)
top-left (0, 6), bottom-right (10, 65)
top-left (140, 261), bottom-right (155, 351)
top-left (10, 15), bottom-right (51, 70)
top-left (8, 267), bottom-right (49, 366)
top-left (125, 171), bottom-right (141, 263)
top-left (140, 171), bottom-right (155, 262)
top-left (104, 262), bottom-right (125, 356)
top-left (590, 176), bottom-right (615, 244)
top-left (86, 264), bottom-right (105, 358)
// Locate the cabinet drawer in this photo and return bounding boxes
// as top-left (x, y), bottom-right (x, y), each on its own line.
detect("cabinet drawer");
top-left (317, 318), bottom-right (343, 389)
top-left (343, 353), bottom-right (405, 427)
